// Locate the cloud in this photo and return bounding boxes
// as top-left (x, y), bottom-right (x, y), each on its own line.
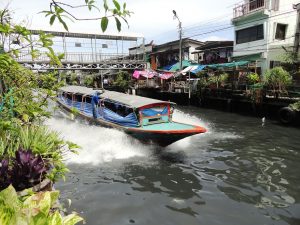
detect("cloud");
top-left (3, 0), bottom-right (238, 44)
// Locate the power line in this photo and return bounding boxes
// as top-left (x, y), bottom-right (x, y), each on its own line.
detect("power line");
top-left (184, 10), bottom-right (296, 39)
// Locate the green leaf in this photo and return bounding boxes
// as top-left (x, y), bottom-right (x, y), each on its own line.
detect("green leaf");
top-left (115, 17), bottom-right (121, 32)
top-left (57, 16), bottom-right (69, 31)
top-left (62, 214), bottom-right (84, 225)
top-left (103, 0), bottom-right (108, 12)
top-left (0, 185), bottom-right (21, 210)
top-left (113, 0), bottom-right (121, 11)
top-left (50, 15), bottom-right (56, 25)
top-left (49, 211), bottom-right (63, 225)
top-left (101, 17), bottom-right (109, 32)
top-left (123, 3), bottom-right (126, 10)
top-left (49, 191), bottom-right (60, 206)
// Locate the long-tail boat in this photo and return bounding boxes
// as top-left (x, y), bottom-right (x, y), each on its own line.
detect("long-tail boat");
top-left (57, 86), bottom-right (206, 147)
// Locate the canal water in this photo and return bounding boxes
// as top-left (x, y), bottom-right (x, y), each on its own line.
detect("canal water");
top-left (48, 107), bottom-right (300, 225)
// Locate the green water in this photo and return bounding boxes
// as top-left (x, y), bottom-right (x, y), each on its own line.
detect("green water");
top-left (53, 107), bottom-right (300, 225)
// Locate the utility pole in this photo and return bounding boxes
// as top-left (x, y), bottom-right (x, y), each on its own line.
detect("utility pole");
top-left (293, 3), bottom-right (300, 62)
top-left (173, 10), bottom-right (183, 70)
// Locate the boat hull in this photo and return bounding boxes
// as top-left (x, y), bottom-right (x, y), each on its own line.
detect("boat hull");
top-left (57, 100), bottom-right (206, 147)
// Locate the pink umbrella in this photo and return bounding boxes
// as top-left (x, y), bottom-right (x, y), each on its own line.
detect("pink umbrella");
top-left (133, 70), bottom-right (158, 79)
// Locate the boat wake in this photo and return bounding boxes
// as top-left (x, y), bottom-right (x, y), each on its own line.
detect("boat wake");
top-left (46, 108), bottom-right (242, 165)
top-left (167, 109), bottom-right (242, 150)
top-left (46, 116), bottom-right (151, 165)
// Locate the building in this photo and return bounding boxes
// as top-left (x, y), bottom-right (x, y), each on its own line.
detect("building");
top-left (232, 0), bottom-right (298, 75)
top-left (128, 41), bottom-right (154, 60)
top-left (150, 38), bottom-right (204, 70)
top-left (192, 41), bottom-right (234, 65)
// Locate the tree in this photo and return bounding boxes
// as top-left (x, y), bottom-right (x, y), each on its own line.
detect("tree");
top-left (42, 0), bottom-right (132, 32)
top-left (114, 70), bottom-right (130, 90)
top-left (264, 67), bottom-right (292, 98)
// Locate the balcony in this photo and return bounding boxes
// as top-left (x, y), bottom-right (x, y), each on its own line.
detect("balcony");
top-left (233, 0), bottom-right (268, 19)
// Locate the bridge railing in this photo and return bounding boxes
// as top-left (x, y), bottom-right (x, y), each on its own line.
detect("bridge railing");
top-left (15, 51), bottom-right (145, 64)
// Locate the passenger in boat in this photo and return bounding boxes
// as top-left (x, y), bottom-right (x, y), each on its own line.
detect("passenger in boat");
top-left (92, 91), bottom-right (101, 119)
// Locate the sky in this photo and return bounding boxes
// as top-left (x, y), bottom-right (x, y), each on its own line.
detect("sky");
top-left (1, 0), bottom-right (241, 52)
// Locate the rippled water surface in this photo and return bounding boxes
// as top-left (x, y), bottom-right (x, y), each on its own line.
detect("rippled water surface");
top-left (49, 107), bottom-right (300, 225)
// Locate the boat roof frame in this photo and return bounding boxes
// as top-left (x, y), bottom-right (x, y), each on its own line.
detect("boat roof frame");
top-left (59, 86), bottom-right (175, 109)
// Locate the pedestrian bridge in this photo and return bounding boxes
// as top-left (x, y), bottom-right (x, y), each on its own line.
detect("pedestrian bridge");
top-left (14, 29), bottom-right (146, 70)
top-left (15, 51), bottom-right (146, 70)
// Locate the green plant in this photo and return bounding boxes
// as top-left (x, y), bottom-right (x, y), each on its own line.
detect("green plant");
top-left (69, 73), bottom-right (79, 85)
top-left (114, 71), bottom-right (130, 89)
top-left (0, 185), bottom-right (84, 225)
top-left (0, 124), bottom-right (79, 183)
top-left (264, 67), bottom-right (292, 97)
top-left (207, 73), bottom-right (228, 88)
top-left (289, 101), bottom-right (300, 112)
top-left (247, 73), bottom-right (260, 85)
top-left (83, 75), bottom-right (94, 87)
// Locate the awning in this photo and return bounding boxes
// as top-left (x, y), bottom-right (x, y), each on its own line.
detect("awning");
top-left (133, 70), bottom-right (157, 79)
top-left (159, 72), bottom-right (174, 80)
top-left (181, 65), bottom-right (206, 75)
top-left (169, 60), bottom-right (195, 72)
top-left (232, 53), bottom-right (262, 62)
top-left (181, 65), bottom-right (199, 75)
top-left (207, 61), bottom-right (249, 69)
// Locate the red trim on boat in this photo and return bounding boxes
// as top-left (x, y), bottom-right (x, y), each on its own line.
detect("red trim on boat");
top-left (128, 125), bottom-right (207, 134)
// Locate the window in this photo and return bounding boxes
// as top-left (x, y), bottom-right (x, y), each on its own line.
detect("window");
top-left (236, 24), bottom-right (264, 44)
top-left (275, 23), bottom-right (287, 40)
top-left (270, 61), bottom-right (281, 69)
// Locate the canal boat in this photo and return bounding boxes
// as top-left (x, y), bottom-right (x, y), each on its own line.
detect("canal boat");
top-left (57, 86), bottom-right (206, 147)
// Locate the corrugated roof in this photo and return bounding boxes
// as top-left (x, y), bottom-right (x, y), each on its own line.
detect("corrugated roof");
top-left (59, 86), bottom-right (174, 108)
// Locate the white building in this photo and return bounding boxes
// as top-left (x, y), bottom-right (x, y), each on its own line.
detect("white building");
top-left (232, 0), bottom-right (299, 75)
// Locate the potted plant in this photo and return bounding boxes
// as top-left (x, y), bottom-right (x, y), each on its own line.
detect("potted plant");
top-left (264, 67), bottom-right (292, 98)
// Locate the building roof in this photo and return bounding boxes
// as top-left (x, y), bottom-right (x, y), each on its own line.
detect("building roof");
top-left (195, 41), bottom-right (234, 51)
top-left (59, 86), bottom-right (174, 108)
top-left (129, 41), bottom-right (154, 50)
top-left (154, 38), bottom-right (204, 50)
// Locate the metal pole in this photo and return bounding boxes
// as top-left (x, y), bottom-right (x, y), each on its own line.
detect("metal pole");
top-left (143, 37), bottom-right (146, 63)
top-left (91, 38), bottom-right (94, 62)
top-left (293, 3), bottom-right (300, 62)
top-left (101, 70), bottom-right (103, 89)
top-left (188, 71), bottom-right (191, 100)
top-left (179, 21), bottom-right (183, 70)
top-left (94, 35), bottom-right (97, 62)
top-left (173, 10), bottom-right (183, 70)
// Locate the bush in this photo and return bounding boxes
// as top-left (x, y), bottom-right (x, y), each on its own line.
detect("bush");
top-left (0, 124), bottom-right (79, 190)
top-left (264, 67), bottom-right (292, 96)
top-left (0, 185), bottom-right (83, 225)
top-left (247, 73), bottom-right (260, 85)
top-left (207, 73), bottom-right (228, 88)
top-left (83, 75), bottom-right (94, 87)
top-left (114, 71), bottom-right (130, 89)
top-left (289, 101), bottom-right (300, 112)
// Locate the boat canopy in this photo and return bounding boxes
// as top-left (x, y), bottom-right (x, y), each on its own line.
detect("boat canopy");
top-left (59, 86), bottom-right (175, 109)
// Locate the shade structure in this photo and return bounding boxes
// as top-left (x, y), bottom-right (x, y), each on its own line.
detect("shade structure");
top-left (168, 60), bottom-right (194, 72)
top-left (179, 65), bottom-right (207, 75)
top-left (207, 61), bottom-right (249, 69)
top-left (133, 70), bottom-right (158, 79)
top-left (192, 65), bottom-right (206, 74)
top-left (159, 72), bottom-right (174, 80)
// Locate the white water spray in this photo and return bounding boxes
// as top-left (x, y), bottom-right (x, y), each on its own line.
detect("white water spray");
top-left (46, 117), bottom-right (150, 165)
top-left (46, 108), bottom-right (241, 164)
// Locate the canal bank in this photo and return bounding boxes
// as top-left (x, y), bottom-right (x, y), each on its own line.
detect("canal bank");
top-left (134, 88), bottom-right (300, 126)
